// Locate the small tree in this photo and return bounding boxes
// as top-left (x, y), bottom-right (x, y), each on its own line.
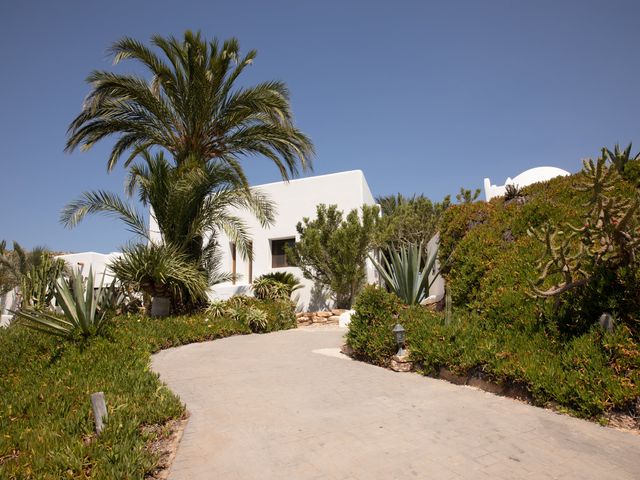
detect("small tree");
top-left (288, 204), bottom-right (379, 308)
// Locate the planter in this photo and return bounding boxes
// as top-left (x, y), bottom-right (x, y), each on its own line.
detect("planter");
top-left (151, 297), bottom-right (171, 317)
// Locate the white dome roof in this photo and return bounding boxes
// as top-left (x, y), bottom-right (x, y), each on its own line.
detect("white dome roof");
top-left (509, 166), bottom-right (570, 187)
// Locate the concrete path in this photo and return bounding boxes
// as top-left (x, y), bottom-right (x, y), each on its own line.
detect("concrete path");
top-left (152, 327), bottom-right (640, 480)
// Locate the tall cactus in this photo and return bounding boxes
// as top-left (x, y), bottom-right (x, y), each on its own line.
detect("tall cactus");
top-left (20, 255), bottom-right (67, 310)
top-left (528, 151), bottom-right (640, 298)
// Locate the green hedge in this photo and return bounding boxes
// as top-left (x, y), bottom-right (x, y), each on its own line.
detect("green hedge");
top-left (0, 301), bottom-right (296, 479)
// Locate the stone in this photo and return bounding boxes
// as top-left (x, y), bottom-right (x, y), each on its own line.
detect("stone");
top-left (468, 375), bottom-right (506, 395)
top-left (316, 311), bottom-right (332, 318)
top-left (340, 344), bottom-right (354, 356)
top-left (390, 352), bottom-right (413, 372)
top-left (598, 313), bottom-right (615, 333)
top-left (339, 310), bottom-right (355, 327)
top-left (327, 316), bottom-right (341, 324)
top-left (331, 309), bottom-right (347, 316)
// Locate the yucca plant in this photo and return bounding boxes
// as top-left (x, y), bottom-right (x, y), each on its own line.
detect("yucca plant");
top-left (11, 267), bottom-right (107, 339)
top-left (252, 274), bottom-right (301, 300)
top-left (369, 243), bottom-right (439, 305)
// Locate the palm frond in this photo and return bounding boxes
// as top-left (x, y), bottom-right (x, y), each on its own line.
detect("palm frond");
top-left (60, 190), bottom-right (148, 239)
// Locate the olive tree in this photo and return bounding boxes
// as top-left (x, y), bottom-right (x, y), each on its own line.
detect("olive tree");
top-left (288, 204), bottom-right (379, 308)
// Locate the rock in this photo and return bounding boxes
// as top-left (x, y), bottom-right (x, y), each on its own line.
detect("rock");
top-left (327, 315), bottom-right (340, 324)
top-left (339, 310), bottom-right (355, 327)
top-left (331, 309), bottom-right (347, 316)
top-left (316, 311), bottom-right (332, 318)
top-left (390, 353), bottom-right (413, 372)
top-left (598, 313), bottom-right (615, 333)
top-left (340, 344), bottom-right (354, 356)
top-left (502, 229), bottom-right (515, 243)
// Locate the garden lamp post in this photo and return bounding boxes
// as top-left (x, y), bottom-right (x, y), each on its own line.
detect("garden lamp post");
top-left (393, 323), bottom-right (406, 357)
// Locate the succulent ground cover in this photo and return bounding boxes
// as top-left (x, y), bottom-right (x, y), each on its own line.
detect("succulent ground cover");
top-left (0, 302), bottom-right (295, 479)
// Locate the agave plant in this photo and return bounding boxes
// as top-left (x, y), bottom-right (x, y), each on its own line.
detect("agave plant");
top-left (11, 267), bottom-right (108, 339)
top-left (369, 243), bottom-right (439, 305)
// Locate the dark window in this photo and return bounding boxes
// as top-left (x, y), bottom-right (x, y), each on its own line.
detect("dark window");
top-left (271, 238), bottom-right (296, 268)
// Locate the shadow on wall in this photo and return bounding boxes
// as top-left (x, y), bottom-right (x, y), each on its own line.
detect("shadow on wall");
top-left (308, 282), bottom-right (332, 312)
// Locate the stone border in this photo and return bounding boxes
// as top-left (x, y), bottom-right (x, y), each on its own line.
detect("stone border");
top-left (296, 309), bottom-right (346, 327)
top-left (341, 345), bottom-right (640, 434)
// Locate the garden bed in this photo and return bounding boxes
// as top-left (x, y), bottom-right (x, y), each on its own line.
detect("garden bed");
top-left (346, 286), bottom-right (640, 427)
top-left (0, 304), bottom-right (296, 479)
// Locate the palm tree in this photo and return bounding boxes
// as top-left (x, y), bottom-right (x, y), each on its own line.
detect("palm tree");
top-left (65, 31), bottom-right (314, 178)
top-left (62, 151), bottom-right (274, 266)
top-left (61, 152), bottom-right (274, 310)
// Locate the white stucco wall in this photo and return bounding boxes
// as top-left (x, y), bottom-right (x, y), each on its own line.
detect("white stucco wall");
top-left (55, 252), bottom-right (122, 285)
top-left (483, 166), bottom-right (570, 201)
top-left (0, 288), bottom-right (18, 326)
top-left (208, 170), bottom-right (378, 310)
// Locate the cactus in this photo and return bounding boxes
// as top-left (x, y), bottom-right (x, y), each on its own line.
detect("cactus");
top-left (20, 255), bottom-right (67, 310)
top-left (528, 151), bottom-right (640, 298)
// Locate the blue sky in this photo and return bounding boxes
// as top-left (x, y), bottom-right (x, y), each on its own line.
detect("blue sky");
top-left (1, 0), bottom-right (638, 253)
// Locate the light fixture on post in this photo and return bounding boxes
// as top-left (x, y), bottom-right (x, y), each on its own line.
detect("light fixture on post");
top-left (393, 323), bottom-right (406, 357)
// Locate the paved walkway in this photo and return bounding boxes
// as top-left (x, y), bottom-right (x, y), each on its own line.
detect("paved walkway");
top-left (152, 327), bottom-right (640, 479)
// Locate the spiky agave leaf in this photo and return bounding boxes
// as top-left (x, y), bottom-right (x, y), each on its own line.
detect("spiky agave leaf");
top-left (12, 267), bottom-right (107, 338)
top-left (369, 243), bottom-right (438, 305)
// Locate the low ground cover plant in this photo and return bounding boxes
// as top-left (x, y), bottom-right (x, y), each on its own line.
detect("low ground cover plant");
top-left (0, 302), bottom-right (295, 478)
top-left (348, 286), bottom-right (639, 419)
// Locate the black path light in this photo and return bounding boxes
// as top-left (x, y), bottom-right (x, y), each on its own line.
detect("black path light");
top-left (393, 323), bottom-right (406, 356)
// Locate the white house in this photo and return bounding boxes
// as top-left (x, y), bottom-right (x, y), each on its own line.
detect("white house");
top-left (154, 170), bottom-right (378, 311)
top-left (483, 166), bottom-right (570, 201)
top-left (55, 252), bottom-right (122, 285)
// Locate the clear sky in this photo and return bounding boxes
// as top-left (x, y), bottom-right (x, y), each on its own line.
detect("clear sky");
top-left (1, 0), bottom-right (638, 253)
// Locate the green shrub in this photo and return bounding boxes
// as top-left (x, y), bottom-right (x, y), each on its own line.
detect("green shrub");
top-left (346, 285), bottom-right (403, 365)
top-left (223, 295), bottom-right (296, 333)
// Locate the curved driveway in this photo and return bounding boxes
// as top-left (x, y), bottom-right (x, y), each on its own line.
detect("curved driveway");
top-left (152, 327), bottom-right (640, 479)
